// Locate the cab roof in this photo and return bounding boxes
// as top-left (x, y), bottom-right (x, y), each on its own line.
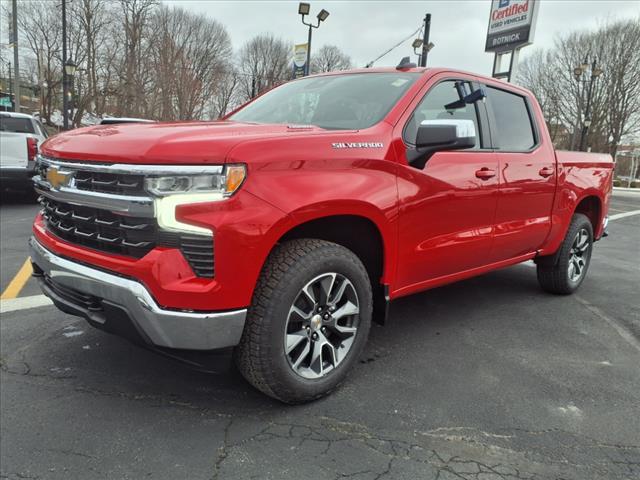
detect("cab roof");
top-left (0, 111), bottom-right (35, 119)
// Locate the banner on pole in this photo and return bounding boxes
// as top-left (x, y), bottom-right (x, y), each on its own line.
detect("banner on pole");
top-left (292, 43), bottom-right (308, 78)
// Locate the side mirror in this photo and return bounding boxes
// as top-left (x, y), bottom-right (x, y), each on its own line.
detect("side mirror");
top-left (408, 119), bottom-right (476, 169)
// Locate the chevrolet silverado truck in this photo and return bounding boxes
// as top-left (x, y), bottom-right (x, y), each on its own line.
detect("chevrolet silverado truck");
top-left (30, 66), bottom-right (613, 403)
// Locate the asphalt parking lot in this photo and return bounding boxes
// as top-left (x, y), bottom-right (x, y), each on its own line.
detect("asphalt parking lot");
top-left (1, 191), bottom-right (639, 480)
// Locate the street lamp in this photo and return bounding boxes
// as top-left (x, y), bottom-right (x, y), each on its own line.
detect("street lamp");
top-left (64, 58), bottom-right (77, 76)
top-left (573, 56), bottom-right (603, 152)
top-left (298, 2), bottom-right (329, 76)
top-left (412, 38), bottom-right (423, 64)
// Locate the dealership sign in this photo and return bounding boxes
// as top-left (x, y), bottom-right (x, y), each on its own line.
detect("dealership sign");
top-left (292, 43), bottom-right (309, 78)
top-left (485, 0), bottom-right (538, 52)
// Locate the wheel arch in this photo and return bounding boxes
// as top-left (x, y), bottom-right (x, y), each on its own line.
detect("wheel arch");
top-left (573, 194), bottom-right (602, 236)
top-left (274, 213), bottom-right (392, 325)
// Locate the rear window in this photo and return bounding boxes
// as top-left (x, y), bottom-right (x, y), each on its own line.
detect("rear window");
top-left (487, 87), bottom-right (536, 151)
top-left (0, 117), bottom-right (35, 134)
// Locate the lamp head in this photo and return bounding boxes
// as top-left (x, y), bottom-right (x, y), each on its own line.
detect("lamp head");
top-left (298, 2), bottom-right (310, 15)
top-left (317, 8), bottom-right (329, 21)
top-left (64, 58), bottom-right (77, 76)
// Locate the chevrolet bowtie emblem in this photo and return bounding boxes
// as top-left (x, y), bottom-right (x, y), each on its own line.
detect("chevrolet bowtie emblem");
top-left (46, 166), bottom-right (74, 189)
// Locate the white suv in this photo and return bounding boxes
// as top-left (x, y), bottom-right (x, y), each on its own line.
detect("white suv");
top-left (0, 112), bottom-right (48, 189)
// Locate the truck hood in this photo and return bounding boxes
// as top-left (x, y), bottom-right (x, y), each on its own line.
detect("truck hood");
top-left (40, 121), bottom-right (326, 164)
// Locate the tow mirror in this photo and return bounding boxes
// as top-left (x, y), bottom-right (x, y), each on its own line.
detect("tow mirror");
top-left (408, 119), bottom-right (476, 169)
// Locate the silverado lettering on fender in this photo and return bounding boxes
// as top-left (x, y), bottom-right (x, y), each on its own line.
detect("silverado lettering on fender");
top-left (30, 67), bottom-right (613, 403)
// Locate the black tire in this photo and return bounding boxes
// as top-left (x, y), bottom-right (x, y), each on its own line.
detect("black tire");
top-left (234, 239), bottom-right (372, 403)
top-left (536, 213), bottom-right (594, 295)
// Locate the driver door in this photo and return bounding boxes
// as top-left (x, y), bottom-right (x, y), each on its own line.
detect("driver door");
top-left (393, 77), bottom-right (499, 294)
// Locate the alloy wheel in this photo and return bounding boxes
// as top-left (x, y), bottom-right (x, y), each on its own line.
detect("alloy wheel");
top-left (568, 227), bottom-right (590, 282)
top-left (284, 273), bottom-right (360, 379)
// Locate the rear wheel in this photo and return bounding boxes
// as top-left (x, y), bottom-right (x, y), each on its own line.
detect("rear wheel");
top-left (234, 239), bottom-right (372, 403)
top-left (536, 213), bottom-right (593, 295)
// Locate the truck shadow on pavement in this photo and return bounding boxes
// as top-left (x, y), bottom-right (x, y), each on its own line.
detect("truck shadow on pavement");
top-left (4, 263), bottom-right (543, 411)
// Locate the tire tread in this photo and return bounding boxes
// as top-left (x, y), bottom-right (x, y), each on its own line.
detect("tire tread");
top-left (235, 238), bottom-right (371, 403)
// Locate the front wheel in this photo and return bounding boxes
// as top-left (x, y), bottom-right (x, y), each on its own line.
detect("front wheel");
top-left (536, 213), bottom-right (594, 295)
top-left (234, 239), bottom-right (372, 403)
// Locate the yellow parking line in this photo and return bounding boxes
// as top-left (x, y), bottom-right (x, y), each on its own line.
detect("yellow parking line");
top-left (1, 258), bottom-right (33, 300)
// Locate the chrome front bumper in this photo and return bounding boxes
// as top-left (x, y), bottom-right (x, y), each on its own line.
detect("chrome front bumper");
top-left (29, 237), bottom-right (246, 350)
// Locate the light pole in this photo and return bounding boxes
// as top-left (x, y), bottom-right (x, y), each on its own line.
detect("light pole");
top-left (419, 13), bottom-right (431, 67)
top-left (298, 3), bottom-right (329, 76)
top-left (11, 0), bottom-right (20, 112)
top-left (573, 56), bottom-right (603, 152)
top-left (62, 0), bottom-right (69, 129)
top-left (64, 57), bottom-right (77, 127)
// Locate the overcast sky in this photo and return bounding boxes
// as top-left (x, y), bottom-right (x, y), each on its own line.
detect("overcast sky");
top-left (165, 0), bottom-right (639, 76)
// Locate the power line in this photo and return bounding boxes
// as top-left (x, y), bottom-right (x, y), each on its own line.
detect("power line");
top-left (364, 24), bottom-right (424, 68)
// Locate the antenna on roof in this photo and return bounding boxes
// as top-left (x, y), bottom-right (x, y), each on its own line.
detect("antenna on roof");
top-left (396, 57), bottom-right (416, 70)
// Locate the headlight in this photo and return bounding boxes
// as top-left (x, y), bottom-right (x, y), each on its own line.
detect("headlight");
top-left (148, 165), bottom-right (246, 235)
top-left (145, 165), bottom-right (246, 197)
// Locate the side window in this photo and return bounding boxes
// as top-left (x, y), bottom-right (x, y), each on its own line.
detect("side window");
top-left (487, 87), bottom-right (535, 151)
top-left (404, 80), bottom-right (481, 149)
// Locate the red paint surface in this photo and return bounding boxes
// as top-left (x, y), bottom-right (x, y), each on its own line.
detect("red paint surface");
top-left (36, 68), bottom-right (614, 310)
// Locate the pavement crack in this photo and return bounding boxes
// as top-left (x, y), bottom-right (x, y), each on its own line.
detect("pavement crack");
top-left (46, 447), bottom-right (97, 460)
top-left (211, 418), bottom-right (233, 480)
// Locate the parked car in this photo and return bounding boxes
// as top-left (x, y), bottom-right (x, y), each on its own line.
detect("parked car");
top-left (0, 112), bottom-right (48, 190)
top-left (30, 66), bottom-right (613, 403)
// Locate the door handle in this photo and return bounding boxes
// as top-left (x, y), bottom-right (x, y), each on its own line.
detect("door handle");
top-left (538, 167), bottom-right (554, 178)
top-left (475, 168), bottom-right (496, 180)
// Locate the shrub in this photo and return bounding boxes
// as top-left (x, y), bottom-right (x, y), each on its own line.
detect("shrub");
top-left (613, 179), bottom-right (622, 187)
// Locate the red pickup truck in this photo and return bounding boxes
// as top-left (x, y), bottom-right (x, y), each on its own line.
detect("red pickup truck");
top-left (30, 67), bottom-right (613, 403)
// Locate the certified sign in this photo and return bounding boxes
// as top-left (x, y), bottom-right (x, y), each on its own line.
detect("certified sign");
top-left (485, 0), bottom-right (538, 52)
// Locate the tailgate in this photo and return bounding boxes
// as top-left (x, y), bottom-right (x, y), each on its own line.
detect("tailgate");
top-left (0, 132), bottom-right (28, 168)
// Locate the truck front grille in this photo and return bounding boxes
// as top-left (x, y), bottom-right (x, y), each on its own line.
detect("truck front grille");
top-left (41, 197), bottom-right (156, 258)
top-left (35, 161), bottom-right (147, 196)
top-left (75, 170), bottom-right (146, 196)
top-left (35, 157), bottom-right (215, 278)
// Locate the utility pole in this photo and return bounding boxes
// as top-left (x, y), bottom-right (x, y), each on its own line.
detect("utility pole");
top-left (420, 13), bottom-right (431, 68)
top-left (8, 62), bottom-right (13, 111)
top-left (11, 0), bottom-right (20, 112)
top-left (62, 0), bottom-right (69, 130)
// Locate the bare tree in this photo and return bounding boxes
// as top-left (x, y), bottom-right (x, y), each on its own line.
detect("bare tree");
top-left (72, 0), bottom-right (115, 118)
top-left (13, 0), bottom-right (62, 124)
top-left (311, 45), bottom-right (352, 73)
top-left (117, 0), bottom-right (157, 117)
top-left (518, 18), bottom-right (640, 154)
top-left (150, 5), bottom-right (232, 120)
top-left (209, 66), bottom-right (240, 119)
top-left (238, 34), bottom-right (290, 102)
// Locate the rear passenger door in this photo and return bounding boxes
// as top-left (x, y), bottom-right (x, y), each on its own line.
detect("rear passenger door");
top-left (484, 85), bottom-right (556, 262)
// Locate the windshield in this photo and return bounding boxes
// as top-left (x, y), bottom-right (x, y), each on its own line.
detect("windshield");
top-left (0, 117), bottom-right (35, 134)
top-left (229, 73), bottom-right (420, 130)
